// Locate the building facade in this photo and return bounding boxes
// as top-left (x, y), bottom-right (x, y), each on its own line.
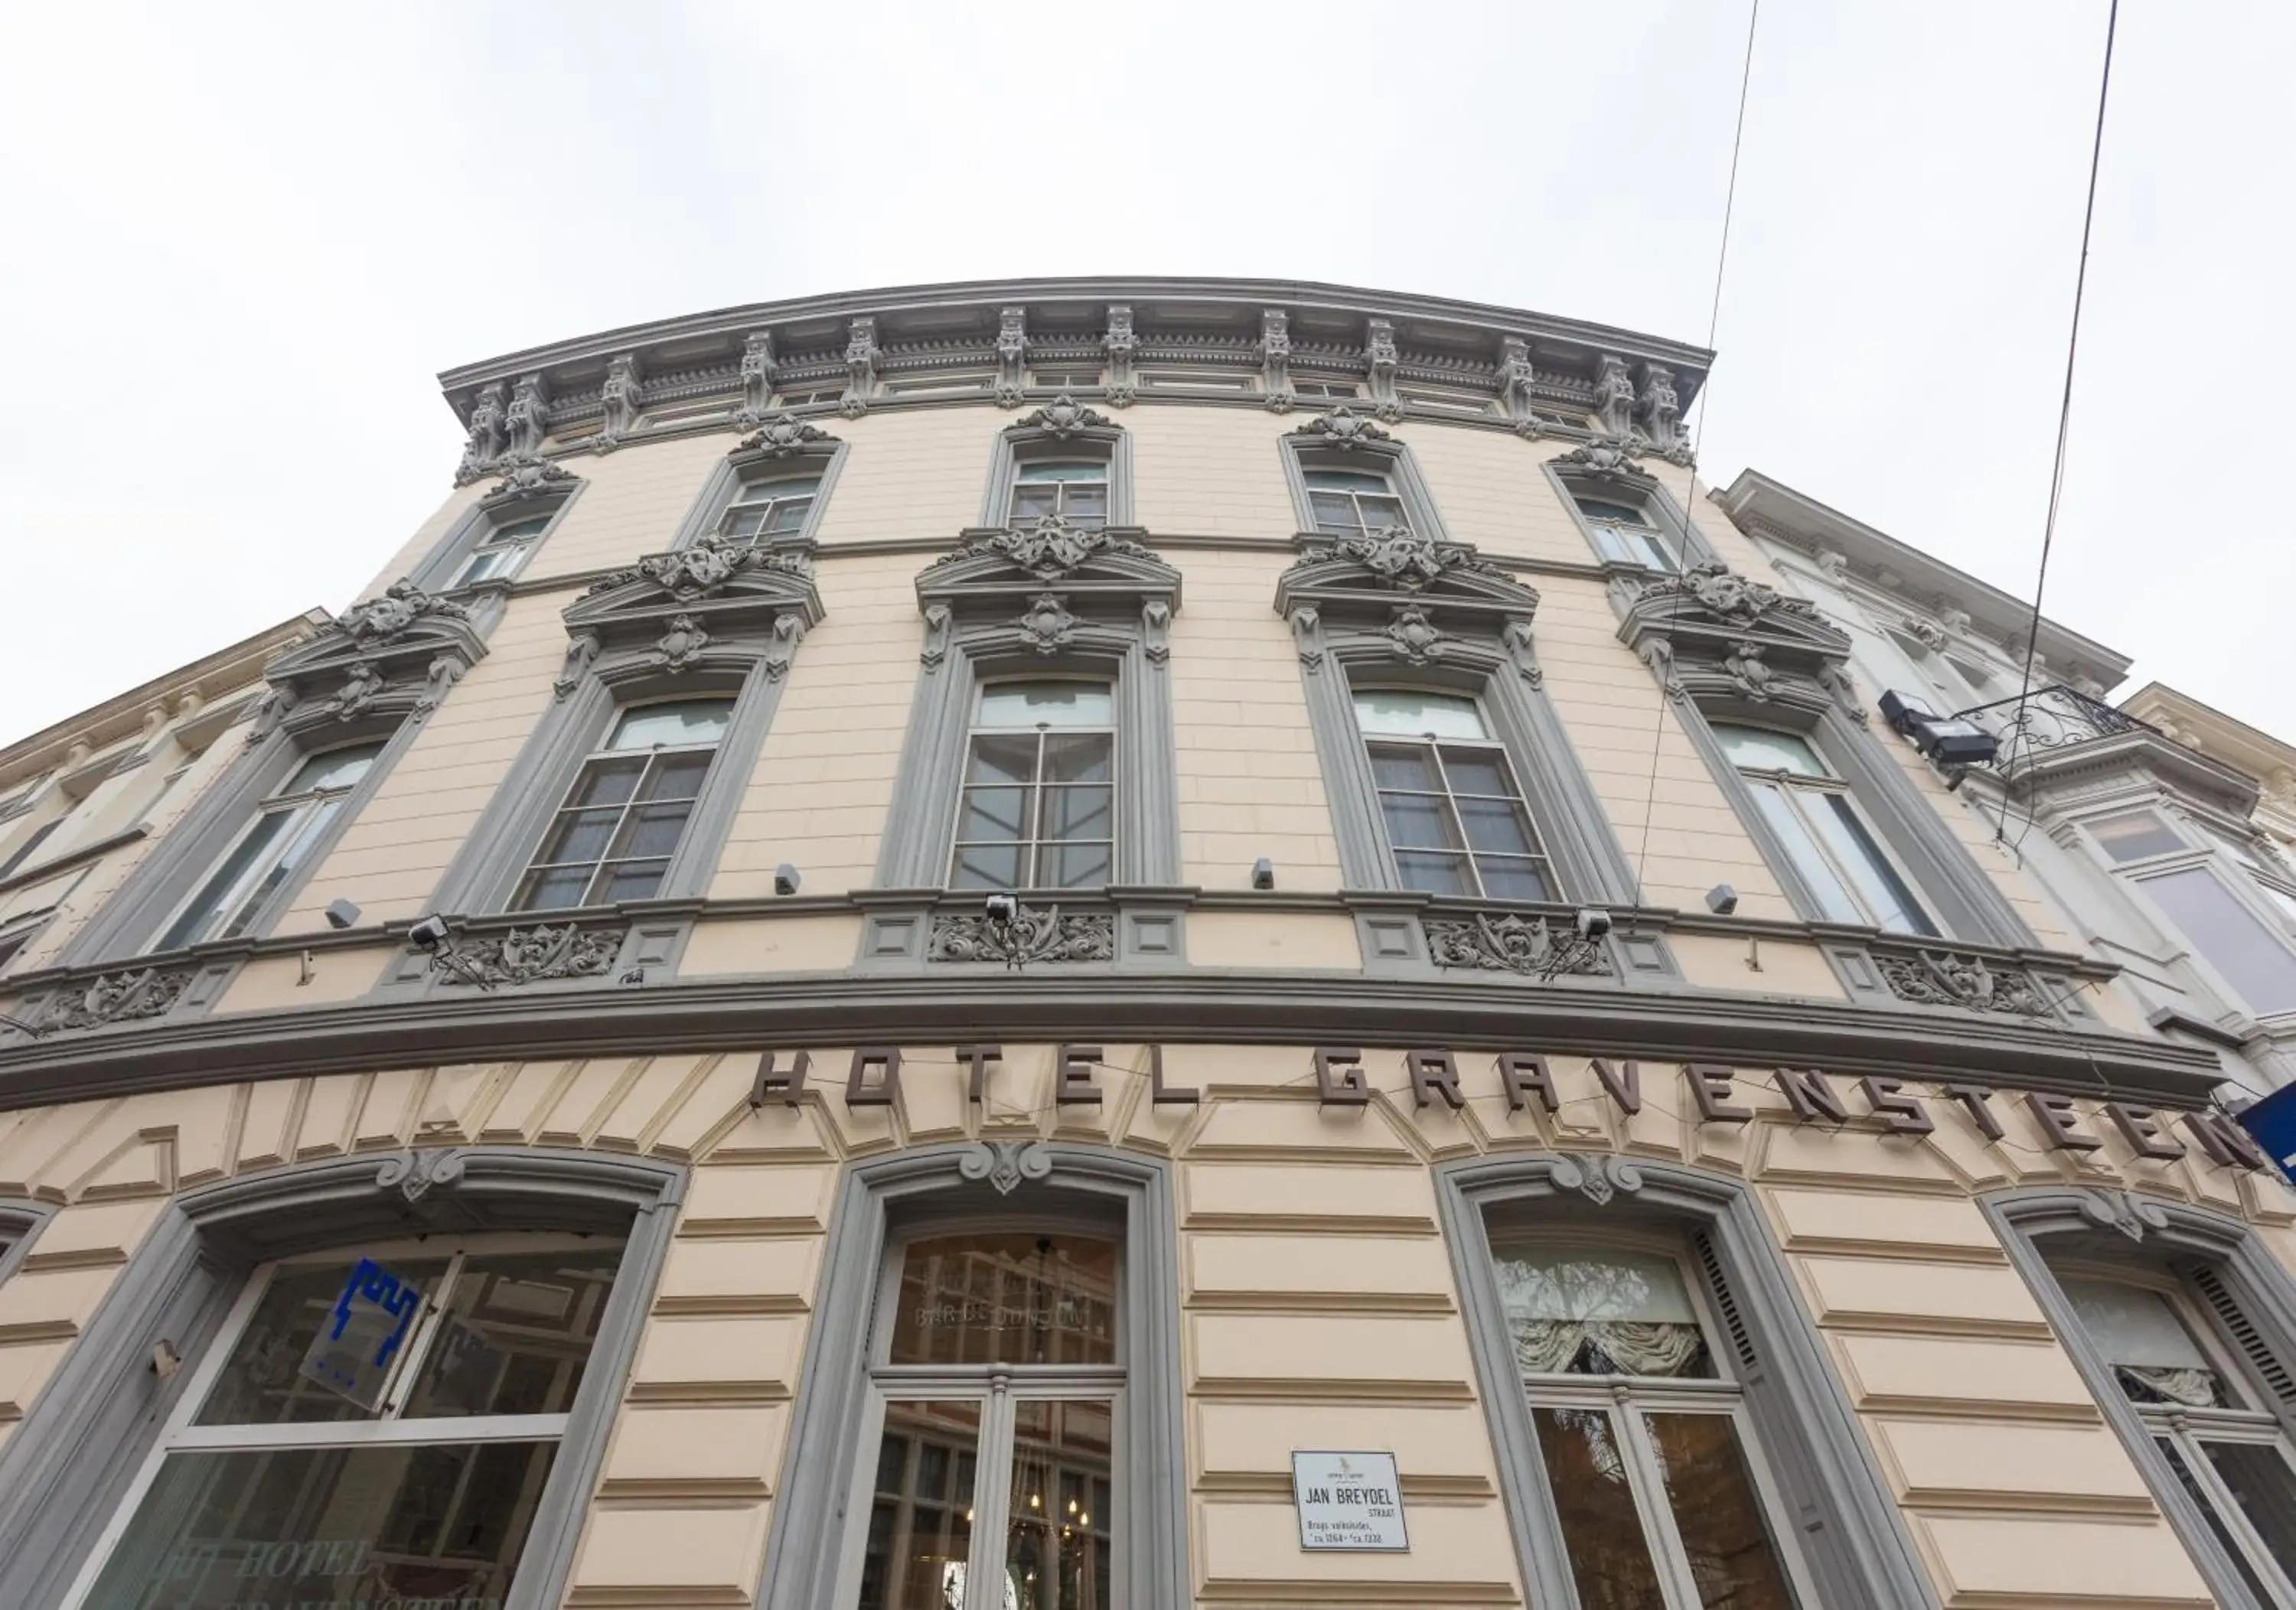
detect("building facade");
top-left (0, 279), bottom-right (2292, 1610)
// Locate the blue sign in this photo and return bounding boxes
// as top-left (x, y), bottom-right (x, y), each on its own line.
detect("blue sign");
top-left (2238, 1087), bottom-right (2296, 1187)
top-left (298, 1257), bottom-right (424, 1412)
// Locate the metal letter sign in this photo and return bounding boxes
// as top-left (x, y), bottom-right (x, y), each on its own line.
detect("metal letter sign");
top-left (1291, 1450), bottom-right (1409, 1552)
top-left (2239, 1084), bottom-right (2296, 1186)
top-left (298, 1257), bottom-right (423, 1412)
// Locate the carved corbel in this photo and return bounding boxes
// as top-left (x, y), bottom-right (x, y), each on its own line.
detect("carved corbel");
top-left (1499, 337), bottom-right (1542, 437)
top-left (1818, 663), bottom-right (1869, 724)
top-left (994, 306), bottom-right (1028, 407)
top-left (246, 685), bottom-right (298, 746)
top-left (1504, 618), bottom-right (1543, 685)
top-left (840, 317), bottom-right (879, 419)
top-left (1015, 593), bottom-right (1081, 654)
top-left (1591, 354), bottom-right (1636, 438)
top-left (1383, 604), bottom-right (1446, 666)
top-left (553, 631), bottom-right (602, 701)
top-left (503, 373), bottom-right (551, 458)
top-left (415, 653), bottom-right (465, 717)
top-left (1290, 605), bottom-right (1326, 673)
top-left (595, 354), bottom-right (644, 452)
top-left (1104, 305), bottom-right (1138, 406)
top-left (1640, 637), bottom-right (1688, 701)
top-left (453, 382), bottom-right (507, 486)
top-left (1365, 318), bottom-right (1403, 421)
top-left (1260, 309), bottom-right (1295, 413)
top-left (921, 602), bottom-right (953, 670)
top-left (762, 611), bottom-right (805, 680)
top-left (734, 330), bottom-right (778, 426)
top-left (1142, 598), bottom-right (1172, 666)
top-left (1636, 362), bottom-right (1683, 455)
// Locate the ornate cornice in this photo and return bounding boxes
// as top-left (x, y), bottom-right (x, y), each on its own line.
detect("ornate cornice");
top-left (256, 581), bottom-right (488, 737)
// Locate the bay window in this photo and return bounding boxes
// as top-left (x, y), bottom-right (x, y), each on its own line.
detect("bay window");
top-left (511, 699), bottom-right (729, 911)
top-left (154, 744), bottom-right (382, 951)
top-left (1712, 723), bottom-right (1937, 936)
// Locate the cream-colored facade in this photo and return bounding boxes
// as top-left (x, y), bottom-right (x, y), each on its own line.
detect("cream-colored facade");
top-left (0, 279), bottom-right (2292, 1610)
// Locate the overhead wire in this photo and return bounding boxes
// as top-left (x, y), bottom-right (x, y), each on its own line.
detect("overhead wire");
top-left (1995, 0), bottom-right (2122, 853)
top-left (1627, 0), bottom-right (1762, 911)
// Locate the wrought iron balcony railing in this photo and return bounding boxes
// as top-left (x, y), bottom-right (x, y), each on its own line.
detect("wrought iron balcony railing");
top-left (1951, 683), bottom-right (2161, 779)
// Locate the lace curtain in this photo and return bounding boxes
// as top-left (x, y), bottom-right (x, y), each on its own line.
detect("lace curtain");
top-left (1492, 1243), bottom-right (1714, 1379)
top-left (1509, 1317), bottom-right (1707, 1377)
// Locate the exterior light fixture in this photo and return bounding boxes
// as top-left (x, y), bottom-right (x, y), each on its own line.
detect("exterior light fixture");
top-left (1705, 884), bottom-right (1739, 915)
top-left (774, 862), bottom-right (801, 895)
top-left (1880, 689), bottom-right (1998, 768)
top-left (324, 897), bottom-right (362, 930)
top-left (1251, 856), bottom-right (1276, 890)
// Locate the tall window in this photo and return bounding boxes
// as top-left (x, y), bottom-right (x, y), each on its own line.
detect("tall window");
top-left (1355, 690), bottom-right (1552, 900)
top-left (950, 682), bottom-right (1113, 891)
top-left (1304, 468), bottom-right (1405, 536)
top-left (721, 475), bottom-right (821, 545)
top-left (2060, 1272), bottom-right (2296, 1605)
top-left (512, 699), bottom-right (729, 911)
top-left (450, 512), bottom-right (555, 588)
top-left (1574, 491), bottom-right (1684, 572)
top-left (1712, 724), bottom-right (1936, 936)
top-left (845, 1229), bottom-right (1120, 1610)
top-left (1492, 1232), bottom-right (1808, 1608)
top-left (1010, 462), bottom-right (1107, 529)
top-left (154, 744), bottom-right (382, 950)
top-left (66, 1232), bottom-right (624, 1610)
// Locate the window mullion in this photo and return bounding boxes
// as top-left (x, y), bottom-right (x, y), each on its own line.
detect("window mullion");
top-left (970, 1384), bottom-right (1019, 1610)
top-left (1787, 782), bottom-right (1876, 927)
top-left (1616, 1400), bottom-right (1701, 1610)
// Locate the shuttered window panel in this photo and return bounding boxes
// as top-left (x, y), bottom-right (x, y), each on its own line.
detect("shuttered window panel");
top-left (2192, 1264), bottom-right (2296, 1409)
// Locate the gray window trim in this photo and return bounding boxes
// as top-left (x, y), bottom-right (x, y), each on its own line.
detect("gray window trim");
top-left (59, 713), bottom-right (427, 968)
top-left (1277, 425), bottom-right (1451, 539)
top-left (878, 611), bottom-right (1178, 890)
top-left (667, 438), bottom-right (850, 550)
top-left (978, 409), bottom-right (1133, 527)
top-left (430, 650), bottom-right (793, 916)
top-left (1437, 1152), bottom-right (1936, 1610)
top-left (0, 1146), bottom-right (683, 1610)
top-left (1986, 1187), bottom-right (2296, 1610)
top-left (1544, 459), bottom-right (1717, 572)
top-left (755, 1141), bottom-right (1185, 1610)
top-left (406, 478), bottom-right (587, 595)
top-left (1678, 696), bottom-right (2032, 946)
top-left (0, 1197), bottom-right (56, 1287)
top-left (1299, 646), bottom-right (1638, 904)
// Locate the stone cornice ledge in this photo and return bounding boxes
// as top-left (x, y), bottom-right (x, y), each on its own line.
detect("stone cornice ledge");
top-left (0, 969), bottom-right (2221, 1110)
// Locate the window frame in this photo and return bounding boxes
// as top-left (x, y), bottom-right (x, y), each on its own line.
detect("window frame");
top-left (1547, 461), bottom-right (1713, 575)
top-left (1277, 419), bottom-right (1450, 544)
top-left (0, 1199), bottom-right (54, 1289)
top-left (978, 406), bottom-right (1133, 530)
top-left (410, 481), bottom-right (584, 596)
top-left (947, 678), bottom-right (1119, 894)
top-left (1352, 685), bottom-right (1559, 901)
top-left (0, 1149), bottom-right (682, 1610)
top-left (754, 1143), bottom-right (1185, 1610)
top-left (1439, 1154), bottom-right (1935, 1610)
top-left (1303, 466), bottom-right (1408, 538)
top-left (670, 429), bottom-right (849, 552)
top-left (1990, 1187), bottom-right (2296, 1610)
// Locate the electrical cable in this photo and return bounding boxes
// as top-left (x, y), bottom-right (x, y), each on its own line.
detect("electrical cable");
top-left (1628, 0), bottom-right (1761, 911)
top-left (1996, 0), bottom-right (2121, 849)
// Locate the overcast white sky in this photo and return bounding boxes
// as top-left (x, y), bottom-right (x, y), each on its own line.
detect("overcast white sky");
top-left (0, 1), bottom-right (2285, 745)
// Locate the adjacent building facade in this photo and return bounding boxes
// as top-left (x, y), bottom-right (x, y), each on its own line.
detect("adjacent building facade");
top-left (1, 279), bottom-right (2293, 1610)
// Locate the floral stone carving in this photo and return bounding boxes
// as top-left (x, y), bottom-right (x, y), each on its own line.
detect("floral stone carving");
top-left (1875, 949), bottom-right (2050, 1017)
top-left (582, 534), bottom-right (807, 604)
top-left (1426, 913), bottom-right (1612, 979)
top-left (1636, 562), bottom-right (1824, 630)
top-left (1561, 435), bottom-right (1647, 482)
top-left (1296, 526), bottom-right (1499, 591)
top-left (336, 579), bottom-right (471, 647)
top-left (1015, 593), bottom-right (1082, 654)
top-left (929, 904), bottom-right (1117, 967)
top-left (734, 412), bottom-right (834, 458)
top-left (484, 456), bottom-right (578, 499)
top-left (1292, 408), bottom-right (1393, 450)
top-left (1016, 393), bottom-right (1111, 438)
top-left (33, 966), bottom-right (195, 1032)
top-left (428, 924), bottom-right (628, 988)
top-left (934, 517), bottom-right (1159, 583)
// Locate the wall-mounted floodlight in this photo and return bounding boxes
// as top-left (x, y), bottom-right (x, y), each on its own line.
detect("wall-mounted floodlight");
top-left (774, 862), bottom-right (801, 895)
top-left (1880, 689), bottom-right (1998, 767)
top-left (324, 898), bottom-right (362, 930)
top-left (1705, 884), bottom-right (1740, 916)
top-left (1251, 856), bottom-right (1276, 891)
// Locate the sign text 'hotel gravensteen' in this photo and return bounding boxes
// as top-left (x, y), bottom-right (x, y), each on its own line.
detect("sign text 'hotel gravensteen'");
top-left (746, 1045), bottom-right (2268, 1169)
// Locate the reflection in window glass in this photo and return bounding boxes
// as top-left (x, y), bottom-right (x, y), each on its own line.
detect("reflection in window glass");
top-left (1304, 468), bottom-right (1405, 536)
top-left (1714, 723), bottom-right (1936, 937)
top-left (156, 744), bottom-right (383, 952)
top-left (952, 683), bottom-right (1115, 891)
top-left (2060, 1276), bottom-right (2229, 1408)
top-left (2158, 1438), bottom-right (2285, 1607)
top-left (859, 1400), bottom-right (980, 1610)
top-left (1003, 1400), bottom-right (1114, 1610)
top-left (888, 1234), bottom-right (1117, 1367)
top-left (1352, 691), bottom-right (1553, 900)
top-left (723, 476), bottom-right (821, 544)
top-left (1532, 1406), bottom-right (1671, 1608)
top-left (2143, 868), bottom-right (2296, 1015)
top-left (400, 1246), bottom-right (622, 1419)
top-left (1013, 461), bottom-right (1109, 529)
top-left (1352, 689), bottom-right (1488, 741)
top-left (197, 1259), bottom-right (454, 1427)
top-left (2200, 1440), bottom-right (2296, 1584)
top-left (513, 699), bottom-right (731, 911)
top-left (1645, 1412), bottom-right (1799, 1609)
top-left (2090, 809), bottom-right (2187, 864)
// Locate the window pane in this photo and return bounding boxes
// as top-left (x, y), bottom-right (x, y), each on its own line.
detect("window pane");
top-left (637, 751), bottom-right (715, 802)
top-left (1476, 856), bottom-right (1554, 902)
top-left (1746, 784), bottom-right (1865, 924)
top-left (1531, 1406), bottom-right (1669, 1609)
top-left (967, 733), bottom-right (1042, 789)
top-left (736, 475), bottom-right (819, 504)
top-left (1643, 1413), bottom-right (1799, 1610)
top-left (197, 1260), bottom-right (453, 1426)
top-left (860, 1402), bottom-right (980, 1610)
top-left (281, 744), bottom-right (383, 798)
top-left (2060, 1276), bottom-right (2228, 1407)
top-left (1437, 748), bottom-right (1518, 799)
top-left (596, 857), bottom-right (672, 903)
top-left (613, 801), bottom-right (694, 862)
top-left (2159, 1439), bottom-right (2283, 1607)
top-left (1309, 491), bottom-right (1362, 533)
top-left (1489, 1243), bottom-right (1713, 1379)
top-left (2143, 868), bottom-right (2296, 1015)
top-left (400, 1246), bottom-right (623, 1419)
top-left (454, 548), bottom-right (513, 585)
top-left (2090, 810), bottom-right (2187, 863)
top-left (1714, 725), bottom-right (1829, 778)
top-left (1354, 691), bottom-right (1487, 740)
top-left (1041, 786), bottom-right (1112, 843)
top-left (608, 700), bottom-right (730, 751)
top-left (957, 786), bottom-right (1031, 844)
top-left (1379, 792), bottom-right (1461, 852)
top-left (157, 808), bottom-right (302, 950)
top-left (1042, 732), bottom-right (1112, 784)
top-left (83, 1442), bottom-right (557, 1610)
top-left (1393, 850), bottom-right (1474, 898)
top-left (214, 797), bottom-right (347, 940)
top-left (569, 754), bottom-right (647, 809)
top-left (1810, 794), bottom-right (1937, 938)
top-left (1456, 797), bottom-right (1538, 857)
top-left (1016, 461), bottom-right (1106, 483)
top-left (977, 683), bottom-right (1112, 729)
top-left (767, 497), bottom-right (814, 533)
top-left (725, 507), bottom-right (768, 540)
top-left (1367, 741), bottom-right (1442, 792)
top-left (513, 864), bottom-right (592, 912)
top-left (1041, 840), bottom-right (1112, 889)
top-left (533, 806), bottom-right (625, 870)
top-left (1358, 494), bottom-right (1406, 528)
top-left (952, 842), bottom-right (1027, 891)
top-left (887, 1233), bottom-right (1117, 1367)
top-left (1577, 497), bottom-right (1650, 526)
top-left (2200, 1441), bottom-right (2296, 1584)
top-left (1013, 485), bottom-right (1061, 521)
top-left (1064, 485), bottom-right (1108, 524)
top-left (1303, 469), bottom-right (1394, 494)
top-left (1004, 1400), bottom-right (1115, 1610)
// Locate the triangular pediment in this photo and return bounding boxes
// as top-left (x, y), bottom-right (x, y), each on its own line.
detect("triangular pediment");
top-left (566, 536), bottom-right (827, 640)
top-left (918, 519), bottom-right (1179, 614)
top-left (1274, 527), bottom-right (1541, 631)
top-left (1618, 562), bottom-right (1851, 665)
top-left (256, 579), bottom-right (490, 729)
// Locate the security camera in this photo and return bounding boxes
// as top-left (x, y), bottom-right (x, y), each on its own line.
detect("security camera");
top-left (1574, 907), bottom-right (1613, 940)
top-left (984, 892), bottom-right (1019, 923)
top-left (407, 914), bottom-right (452, 951)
